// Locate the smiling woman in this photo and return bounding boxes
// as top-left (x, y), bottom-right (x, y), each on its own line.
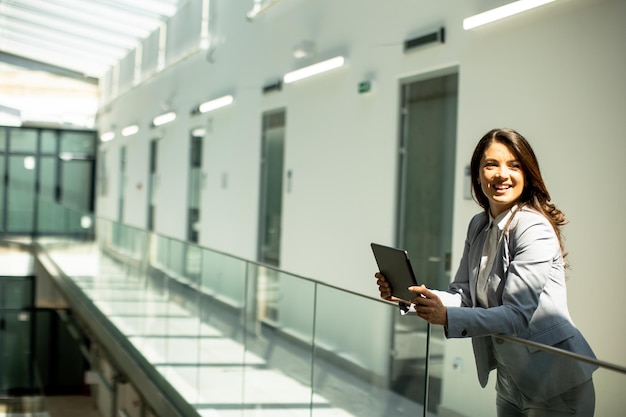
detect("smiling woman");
top-left (376, 128), bottom-right (597, 417)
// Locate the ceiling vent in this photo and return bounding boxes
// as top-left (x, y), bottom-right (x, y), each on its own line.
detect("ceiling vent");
top-left (404, 27), bottom-right (445, 52)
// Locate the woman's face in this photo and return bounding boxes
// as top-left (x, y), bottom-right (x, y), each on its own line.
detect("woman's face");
top-left (479, 141), bottom-right (525, 217)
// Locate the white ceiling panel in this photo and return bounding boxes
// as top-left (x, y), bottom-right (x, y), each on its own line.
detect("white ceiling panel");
top-left (0, 0), bottom-right (182, 78)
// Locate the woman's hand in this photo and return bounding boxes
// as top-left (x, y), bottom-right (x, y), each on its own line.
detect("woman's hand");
top-left (409, 285), bottom-right (448, 326)
top-left (374, 272), bottom-right (405, 303)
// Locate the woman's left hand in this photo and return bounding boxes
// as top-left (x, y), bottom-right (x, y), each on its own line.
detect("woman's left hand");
top-left (409, 285), bottom-right (448, 326)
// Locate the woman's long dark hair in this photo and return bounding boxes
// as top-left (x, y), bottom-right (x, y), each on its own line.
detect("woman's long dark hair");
top-left (470, 128), bottom-right (568, 255)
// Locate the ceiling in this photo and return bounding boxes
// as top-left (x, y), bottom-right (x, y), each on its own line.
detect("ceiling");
top-left (0, 0), bottom-right (182, 80)
top-left (0, 0), bottom-right (182, 128)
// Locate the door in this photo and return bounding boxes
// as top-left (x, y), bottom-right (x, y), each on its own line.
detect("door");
top-left (147, 140), bottom-right (158, 231)
top-left (257, 110), bottom-right (286, 267)
top-left (392, 70), bottom-right (458, 413)
top-left (256, 109), bottom-right (286, 324)
top-left (398, 72), bottom-right (457, 290)
top-left (118, 146), bottom-right (127, 224)
top-left (187, 132), bottom-right (203, 243)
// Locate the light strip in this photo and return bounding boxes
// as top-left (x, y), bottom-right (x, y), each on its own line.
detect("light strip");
top-left (283, 56), bottom-right (345, 84)
top-left (100, 131), bottom-right (116, 142)
top-left (463, 0), bottom-right (555, 30)
top-left (121, 125), bottom-right (139, 137)
top-left (152, 111), bottom-right (177, 126)
top-left (191, 127), bottom-right (207, 137)
top-left (198, 95), bottom-right (234, 114)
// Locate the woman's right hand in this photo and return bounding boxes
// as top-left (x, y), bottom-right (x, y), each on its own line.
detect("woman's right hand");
top-left (375, 272), bottom-right (403, 303)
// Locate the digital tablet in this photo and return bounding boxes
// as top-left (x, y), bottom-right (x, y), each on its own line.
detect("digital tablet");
top-left (370, 243), bottom-right (418, 304)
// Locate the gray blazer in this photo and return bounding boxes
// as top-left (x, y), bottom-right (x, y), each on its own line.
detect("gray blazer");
top-left (444, 208), bottom-right (596, 400)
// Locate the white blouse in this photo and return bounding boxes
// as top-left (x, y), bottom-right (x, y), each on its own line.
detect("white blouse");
top-left (476, 206), bottom-right (517, 308)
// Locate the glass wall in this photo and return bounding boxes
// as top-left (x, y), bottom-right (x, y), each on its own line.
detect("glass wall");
top-left (0, 126), bottom-right (96, 236)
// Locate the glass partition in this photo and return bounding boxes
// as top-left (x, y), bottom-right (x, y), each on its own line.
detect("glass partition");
top-left (34, 219), bottom-right (626, 417)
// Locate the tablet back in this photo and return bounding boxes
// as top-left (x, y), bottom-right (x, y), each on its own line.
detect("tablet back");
top-left (370, 243), bottom-right (418, 303)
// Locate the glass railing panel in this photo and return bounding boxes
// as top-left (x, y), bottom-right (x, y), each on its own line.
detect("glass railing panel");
top-left (388, 311), bottom-right (445, 416)
top-left (240, 265), bottom-right (316, 417)
top-left (311, 285), bottom-right (415, 417)
top-left (31, 220), bottom-right (626, 417)
top-left (200, 249), bottom-right (247, 309)
top-left (152, 234), bottom-right (171, 271)
top-left (184, 250), bottom-right (249, 412)
top-left (167, 238), bottom-right (187, 278)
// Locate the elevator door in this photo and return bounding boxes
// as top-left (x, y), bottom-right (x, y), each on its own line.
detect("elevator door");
top-left (118, 146), bottom-right (126, 224)
top-left (398, 72), bottom-right (458, 290)
top-left (258, 110), bottom-right (286, 267)
top-left (148, 140), bottom-right (158, 231)
top-left (393, 71), bottom-right (458, 413)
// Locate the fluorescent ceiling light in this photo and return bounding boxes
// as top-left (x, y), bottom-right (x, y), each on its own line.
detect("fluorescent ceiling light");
top-left (463, 0), bottom-right (555, 30)
top-left (191, 128), bottom-right (207, 137)
top-left (100, 131), bottom-right (116, 142)
top-left (121, 125), bottom-right (139, 137)
top-left (198, 95), bottom-right (234, 114)
top-left (153, 111), bottom-right (177, 127)
top-left (283, 56), bottom-right (345, 84)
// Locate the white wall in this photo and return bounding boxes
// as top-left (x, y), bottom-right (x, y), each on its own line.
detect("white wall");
top-left (96, 0), bottom-right (626, 416)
